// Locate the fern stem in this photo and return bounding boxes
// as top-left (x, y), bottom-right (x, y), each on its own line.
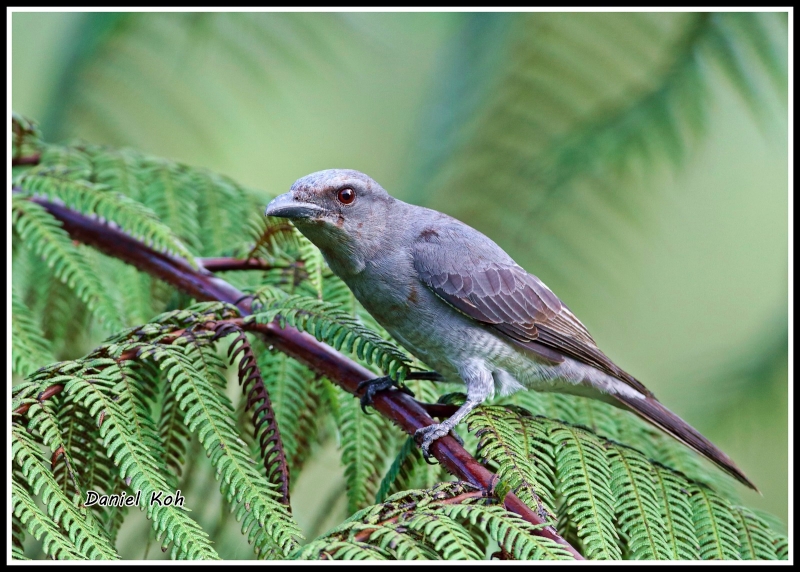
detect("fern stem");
top-left (12, 193), bottom-right (585, 560)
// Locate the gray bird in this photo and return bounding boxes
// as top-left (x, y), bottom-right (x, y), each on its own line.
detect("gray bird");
top-left (265, 169), bottom-right (756, 490)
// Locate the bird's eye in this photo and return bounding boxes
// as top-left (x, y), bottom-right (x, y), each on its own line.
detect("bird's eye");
top-left (337, 187), bottom-right (356, 205)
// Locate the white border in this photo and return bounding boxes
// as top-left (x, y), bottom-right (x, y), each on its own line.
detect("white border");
top-left (8, 6), bottom-right (793, 565)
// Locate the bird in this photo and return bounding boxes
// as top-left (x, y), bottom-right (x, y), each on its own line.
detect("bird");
top-left (264, 168), bottom-right (757, 491)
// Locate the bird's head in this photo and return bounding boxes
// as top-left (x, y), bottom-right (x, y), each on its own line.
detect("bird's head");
top-left (264, 169), bottom-right (395, 273)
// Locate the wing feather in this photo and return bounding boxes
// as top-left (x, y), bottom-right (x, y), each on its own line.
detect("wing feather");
top-left (413, 225), bottom-right (652, 396)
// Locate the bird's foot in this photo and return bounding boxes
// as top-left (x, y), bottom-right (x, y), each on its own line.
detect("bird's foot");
top-left (414, 422), bottom-right (464, 463)
top-left (357, 376), bottom-right (414, 414)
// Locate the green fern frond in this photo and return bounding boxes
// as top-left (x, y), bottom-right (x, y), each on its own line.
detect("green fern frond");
top-left (41, 13), bottom-right (352, 143)
top-left (293, 482), bottom-right (469, 560)
top-left (376, 436), bottom-right (450, 503)
top-left (652, 465), bottom-right (700, 559)
top-left (411, 12), bottom-right (787, 286)
top-left (138, 159), bottom-right (201, 253)
top-left (746, 495), bottom-right (789, 560)
top-left (246, 289), bottom-right (412, 382)
top-left (773, 534), bottom-right (789, 560)
top-left (11, 470), bottom-right (28, 559)
top-left (192, 169), bottom-right (255, 257)
top-left (548, 422), bottom-right (621, 559)
top-left (245, 214), bottom-right (302, 262)
top-left (502, 390), bottom-right (638, 447)
top-left (32, 361), bottom-right (219, 559)
top-left (16, 246), bottom-right (92, 358)
top-left (12, 112), bottom-right (43, 162)
top-left (441, 503), bottom-right (574, 560)
top-left (76, 376), bottom-right (217, 558)
top-left (468, 406), bottom-right (557, 515)
top-left (689, 484), bottom-right (740, 560)
top-left (85, 144), bottom-right (145, 200)
top-left (403, 511), bottom-right (485, 560)
top-left (113, 359), bottom-right (164, 457)
top-left (39, 141), bottom-right (261, 261)
top-left (111, 260), bottom-right (161, 327)
top-left (11, 481), bottom-right (85, 560)
top-left (296, 232), bottom-right (325, 298)
top-left (502, 392), bottom-right (737, 495)
top-left (732, 506), bottom-right (779, 560)
top-left (25, 400), bottom-right (79, 484)
top-left (141, 341), bottom-right (302, 557)
top-left (461, 403), bottom-right (771, 561)
top-left (12, 196), bottom-right (124, 331)
top-left (293, 539), bottom-right (392, 560)
top-left (337, 386), bottom-right (399, 513)
top-left (50, 392), bottom-right (105, 489)
top-left (704, 12), bottom-right (787, 122)
top-left (45, 387), bottom-right (129, 543)
top-left (607, 444), bottom-right (671, 559)
top-left (37, 144), bottom-right (94, 180)
top-left (16, 162), bottom-right (196, 264)
top-left (257, 348), bottom-right (323, 483)
top-left (158, 380), bottom-right (193, 490)
top-left (375, 436), bottom-right (416, 503)
top-left (12, 425), bottom-right (120, 559)
top-left (500, 389), bottom-right (570, 418)
top-left (297, 481), bottom-right (574, 560)
top-left (652, 435), bottom-right (739, 500)
top-left (72, 415), bottom-right (128, 541)
top-left (11, 289), bottom-right (55, 376)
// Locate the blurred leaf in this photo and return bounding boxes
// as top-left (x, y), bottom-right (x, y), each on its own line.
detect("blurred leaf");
top-left (40, 12), bottom-right (131, 140)
top-left (42, 12), bottom-right (351, 151)
top-left (687, 313), bottom-right (787, 420)
top-left (410, 12), bottom-right (787, 286)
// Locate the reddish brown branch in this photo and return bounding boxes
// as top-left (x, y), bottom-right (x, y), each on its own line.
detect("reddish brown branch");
top-left (419, 403), bottom-right (460, 419)
top-left (12, 154), bottom-right (42, 167)
top-left (12, 194), bottom-right (584, 559)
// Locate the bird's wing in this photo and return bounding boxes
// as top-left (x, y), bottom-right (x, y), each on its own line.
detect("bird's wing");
top-left (412, 225), bottom-right (652, 396)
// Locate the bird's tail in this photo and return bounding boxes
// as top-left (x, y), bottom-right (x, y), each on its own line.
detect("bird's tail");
top-left (613, 393), bottom-right (758, 492)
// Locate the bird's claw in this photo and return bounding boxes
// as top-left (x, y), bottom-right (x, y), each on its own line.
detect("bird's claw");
top-left (357, 376), bottom-right (414, 414)
top-left (414, 423), bottom-right (463, 464)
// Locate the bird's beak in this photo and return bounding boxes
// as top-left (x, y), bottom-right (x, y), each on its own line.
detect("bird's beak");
top-left (264, 192), bottom-right (323, 219)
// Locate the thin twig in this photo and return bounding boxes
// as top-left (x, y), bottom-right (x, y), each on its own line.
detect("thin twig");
top-left (199, 257), bottom-right (297, 272)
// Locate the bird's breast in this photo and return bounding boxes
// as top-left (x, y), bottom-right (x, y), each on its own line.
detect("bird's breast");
top-left (342, 268), bottom-right (492, 378)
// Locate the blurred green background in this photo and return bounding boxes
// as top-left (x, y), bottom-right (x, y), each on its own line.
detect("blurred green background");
top-left (12, 10), bottom-right (788, 554)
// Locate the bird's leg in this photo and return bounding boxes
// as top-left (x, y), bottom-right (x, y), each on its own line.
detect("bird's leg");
top-left (415, 399), bottom-right (479, 462)
top-left (415, 362), bottom-right (492, 462)
top-left (357, 371), bottom-right (442, 414)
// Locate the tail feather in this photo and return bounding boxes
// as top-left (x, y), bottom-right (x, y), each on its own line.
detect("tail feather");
top-left (614, 393), bottom-right (759, 492)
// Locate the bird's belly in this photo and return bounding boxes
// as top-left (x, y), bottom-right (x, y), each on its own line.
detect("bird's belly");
top-left (361, 297), bottom-right (461, 377)
top-left (352, 280), bottom-right (528, 383)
